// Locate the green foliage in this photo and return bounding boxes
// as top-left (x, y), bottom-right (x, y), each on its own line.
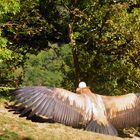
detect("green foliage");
top-left (0, 0), bottom-right (140, 95)
top-left (0, 0), bottom-right (20, 22)
top-left (22, 44), bottom-right (75, 89)
top-left (0, 87), bottom-right (15, 100)
top-left (74, 1), bottom-right (140, 95)
top-left (0, 0), bottom-right (21, 87)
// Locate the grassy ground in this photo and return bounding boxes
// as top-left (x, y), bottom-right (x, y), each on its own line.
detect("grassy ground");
top-left (0, 99), bottom-right (138, 140)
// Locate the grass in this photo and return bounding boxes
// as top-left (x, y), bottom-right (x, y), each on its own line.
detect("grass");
top-left (0, 131), bottom-right (21, 140)
top-left (0, 98), bottom-right (136, 140)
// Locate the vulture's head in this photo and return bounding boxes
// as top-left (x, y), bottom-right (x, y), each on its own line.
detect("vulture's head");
top-left (76, 82), bottom-right (92, 94)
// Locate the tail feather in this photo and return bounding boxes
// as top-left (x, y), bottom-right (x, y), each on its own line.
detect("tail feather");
top-left (86, 120), bottom-right (118, 136)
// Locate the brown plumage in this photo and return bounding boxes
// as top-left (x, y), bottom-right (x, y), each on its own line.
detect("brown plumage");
top-left (11, 83), bottom-right (140, 136)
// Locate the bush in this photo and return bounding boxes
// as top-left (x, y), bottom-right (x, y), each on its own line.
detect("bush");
top-left (0, 87), bottom-right (15, 99)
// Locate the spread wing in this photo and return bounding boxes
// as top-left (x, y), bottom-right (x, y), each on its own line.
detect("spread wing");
top-left (102, 93), bottom-right (140, 129)
top-left (12, 86), bottom-right (92, 127)
top-left (11, 86), bottom-right (118, 136)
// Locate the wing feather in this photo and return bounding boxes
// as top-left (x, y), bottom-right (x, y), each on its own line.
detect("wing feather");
top-left (40, 98), bottom-right (54, 117)
top-left (102, 93), bottom-right (140, 129)
top-left (61, 103), bottom-right (67, 123)
top-left (30, 95), bottom-right (48, 115)
top-left (56, 103), bottom-right (63, 122)
top-left (35, 97), bottom-right (49, 116)
top-left (12, 86), bottom-right (91, 127)
top-left (20, 94), bottom-right (44, 116)
top-left (12, 86), bottom-right (121, 135)
top-left (86, 119), bottom-right (118, 136)
top-left (19, 92), bottom-right (44, 110)
top-left (20, 95), bottom-right (45, 117)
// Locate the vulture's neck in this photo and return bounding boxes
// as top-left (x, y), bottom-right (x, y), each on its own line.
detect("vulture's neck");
top-left (76, 87), bottom-right (92, 94)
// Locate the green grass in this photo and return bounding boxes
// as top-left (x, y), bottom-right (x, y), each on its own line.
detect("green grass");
top-left (0, 131), bottom-right (21, 140)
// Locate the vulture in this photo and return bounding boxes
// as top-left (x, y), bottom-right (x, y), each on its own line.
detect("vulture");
top-left (11, 82), bottom-right (140, 136)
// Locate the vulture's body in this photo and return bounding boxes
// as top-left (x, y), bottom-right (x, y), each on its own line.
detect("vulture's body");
top-left (11, 83), bottom-right (140, 136)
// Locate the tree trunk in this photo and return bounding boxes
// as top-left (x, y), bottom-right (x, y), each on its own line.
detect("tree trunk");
top-left (68, 24), bottom-right (80, 88)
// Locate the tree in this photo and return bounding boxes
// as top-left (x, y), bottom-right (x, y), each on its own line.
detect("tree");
top-left (0, 0), bottom-right (21, 87)
top-left (1, 0), bottom-right (140, 95)
top-left (22, 44), bottom-right (75, 89)
top-left (77, 1), bottom-right (140, 95)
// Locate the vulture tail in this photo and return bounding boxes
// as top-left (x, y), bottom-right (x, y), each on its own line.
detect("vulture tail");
top-left (86, 120), bottom-right (118, 136)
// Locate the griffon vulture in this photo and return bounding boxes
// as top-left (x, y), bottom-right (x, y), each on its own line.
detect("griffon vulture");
top-left (11, 82), bottom-right (140, 136)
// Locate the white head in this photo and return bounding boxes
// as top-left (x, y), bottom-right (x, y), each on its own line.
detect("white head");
top-left (78, 82), bottom-right (87, 88)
